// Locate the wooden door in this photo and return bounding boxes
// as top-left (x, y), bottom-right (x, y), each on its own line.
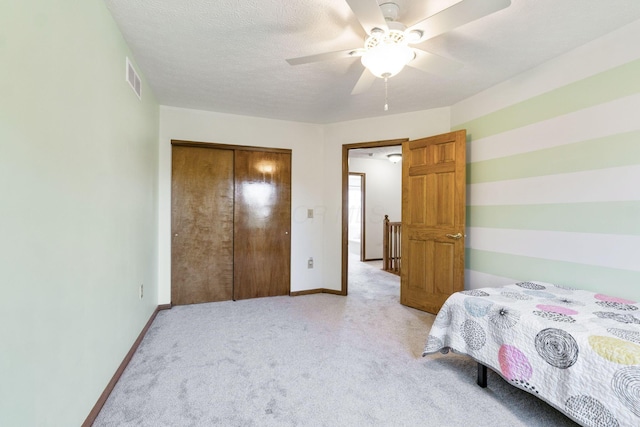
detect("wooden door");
top-left (171, 146), bottom-right (234, 305)
top-left (233, 150), bottom-right (291, 300)
top-left (400, 130), bottom-right (466, 314)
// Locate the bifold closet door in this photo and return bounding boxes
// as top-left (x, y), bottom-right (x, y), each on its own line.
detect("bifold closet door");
top-left (171, 146), bottom-right (234, 305)
top-left (233, 150), bottom-right (291, 300)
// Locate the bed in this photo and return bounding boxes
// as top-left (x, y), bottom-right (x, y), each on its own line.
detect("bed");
top-left (422, 281), bottom-right (640, 427)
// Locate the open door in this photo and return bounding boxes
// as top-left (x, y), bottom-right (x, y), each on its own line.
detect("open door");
top-left (400, 130), bottom-right (466, 314)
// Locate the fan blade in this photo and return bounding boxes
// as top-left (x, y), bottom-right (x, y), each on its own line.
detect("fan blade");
top-left (407, 0), bottom-right (511, 43)
top-left (345, 0), bottom-right (389, 35)
top-left (286, 48), bottom-right (363, 66)
top-left (351, 69), bottom-right (376, 95)
top-left (407, 49), bottom-right (462, 77)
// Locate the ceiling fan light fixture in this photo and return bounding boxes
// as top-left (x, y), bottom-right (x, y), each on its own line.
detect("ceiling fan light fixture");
top-left (361, 36), bottom-right (414, 78)
top-left (387, 153), bottom-right (402, 163)
top-left (406, 29), bottom-right (423, 43)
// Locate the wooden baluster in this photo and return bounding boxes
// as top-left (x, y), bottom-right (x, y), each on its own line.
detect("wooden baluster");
top-left (393, 224), bottom-right (399, 274)
top-left (383, 215), bottom-right (402, 275)
top-left (383, 215), bottom-right (389, 271)
top-left (392, 223), bottom-right (396, 273)
top-left (391, 223), bottom-right (395, 273)
top-left (397, 224), bottom-right (401, 273)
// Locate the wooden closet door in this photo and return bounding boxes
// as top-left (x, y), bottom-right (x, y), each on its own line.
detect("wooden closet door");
top-left (233, 150), bottom-right (291, 300)
top-left (171, 146), bottom-right (234, 305)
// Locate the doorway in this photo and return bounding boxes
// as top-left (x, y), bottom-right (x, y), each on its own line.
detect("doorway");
top-left (341, 131), bottom-right (467, 312)
top-left (348, 173), bottom-right (365, 261)
top-left (341, 138), bottom-right (407, 295)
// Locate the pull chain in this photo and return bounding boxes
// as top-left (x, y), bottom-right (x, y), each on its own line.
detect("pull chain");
top-left (384, 76), bottom-right (389, 111)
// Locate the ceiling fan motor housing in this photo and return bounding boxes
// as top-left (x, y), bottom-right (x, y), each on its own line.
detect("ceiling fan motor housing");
top-left (380, 2), bottom-right (400, 21)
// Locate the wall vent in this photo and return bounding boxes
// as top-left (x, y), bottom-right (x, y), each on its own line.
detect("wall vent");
top-left (125, 57), bottom-right (142, 100)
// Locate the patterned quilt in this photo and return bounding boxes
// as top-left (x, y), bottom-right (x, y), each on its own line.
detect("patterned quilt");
top-left (423, 282), bottom-right (640, 427)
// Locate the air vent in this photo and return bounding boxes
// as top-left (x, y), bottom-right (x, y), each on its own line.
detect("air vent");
top-left (125, 57), bottom-right (142, 100)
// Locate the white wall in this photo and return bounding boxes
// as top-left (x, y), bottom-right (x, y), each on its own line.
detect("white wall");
top-left (348, 157), bottom-right (402, 259)
top-left (454, 19), bottom-right (640, 302)
top-left (158, 106), bottom-right (325, 300)
top-left (323, 108), bottom-right (451, 289)
top-left (0, 1), bottom-right (159, 425)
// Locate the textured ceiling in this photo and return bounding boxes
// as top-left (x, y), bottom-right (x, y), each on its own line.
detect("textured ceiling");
top-left (104, 0), bottom-right (640, 124)
top-left (350, 145), bottom-right (403, 160)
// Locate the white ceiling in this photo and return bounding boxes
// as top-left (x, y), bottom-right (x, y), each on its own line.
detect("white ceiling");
top-left (104, 0), bottom-right (640, 124)
top-left (350, 145), bottom-right (403, 160)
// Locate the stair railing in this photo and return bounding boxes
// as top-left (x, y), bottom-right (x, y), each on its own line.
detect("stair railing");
top-left (383, 215), bottom-right (401, 275)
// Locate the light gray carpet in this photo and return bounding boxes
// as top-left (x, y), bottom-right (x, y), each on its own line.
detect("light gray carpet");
top-left (94, 257), bottom-right (578, 426)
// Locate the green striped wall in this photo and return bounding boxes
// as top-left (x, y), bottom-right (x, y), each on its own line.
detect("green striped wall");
top-left (466, 249), bottom-right (640, 297)
top-left (467, 201), bottom-right (640, 236)
top-left (467, 130), bottom-right (640, 184)
top-left (456, 59), bottom-right (640, 140)
top-left (455, 53), bottom-right (640, 300)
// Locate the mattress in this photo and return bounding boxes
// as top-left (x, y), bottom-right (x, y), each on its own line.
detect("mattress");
top-left (423, 282), bottom-right (640, 427)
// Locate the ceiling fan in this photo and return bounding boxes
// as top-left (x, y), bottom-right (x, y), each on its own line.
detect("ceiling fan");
top-left (286, 0), bottom-right (511, 95)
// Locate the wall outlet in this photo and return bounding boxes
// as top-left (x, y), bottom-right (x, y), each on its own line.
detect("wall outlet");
top-left (307, 257), bottom-right (314, 269)
top-left (139, 284), bottom-right (144, 299)
top-left (307, 209), bottom-right (314, 219)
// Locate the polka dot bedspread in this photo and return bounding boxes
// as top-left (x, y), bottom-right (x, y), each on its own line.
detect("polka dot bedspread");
top-left (423, 282), bottom-right (640, 427)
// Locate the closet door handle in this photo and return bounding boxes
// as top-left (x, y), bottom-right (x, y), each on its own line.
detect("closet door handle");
top-left (446, 233), bottom-right (463, 240)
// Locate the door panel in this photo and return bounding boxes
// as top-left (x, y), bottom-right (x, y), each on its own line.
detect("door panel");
top-left (408, 239), bottom-right (429, 291)
top-left (434, 241), bottom-right (455, 294)
top-left (171, 146), bottom-right (234, 305)
top-left (233, 150), bottom-right (291, 300)
top-left (409, 175), bottom-right (426, 224)
top-left (436, 172), bottom-right (455, 225)
top-left (401, 130), bottom-right (466, 314)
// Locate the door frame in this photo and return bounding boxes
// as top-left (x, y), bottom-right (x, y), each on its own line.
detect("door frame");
top-left (340, 138), bottom-right (409, 296)
top-left (172, 140), bottom-right (291, 154)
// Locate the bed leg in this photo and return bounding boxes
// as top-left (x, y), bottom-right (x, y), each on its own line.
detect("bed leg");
top-left (477, 363), bottom-right (487, 388)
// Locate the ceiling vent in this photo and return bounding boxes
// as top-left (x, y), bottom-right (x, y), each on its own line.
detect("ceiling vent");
top-left (125, 57), bottom-right (142, 100)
